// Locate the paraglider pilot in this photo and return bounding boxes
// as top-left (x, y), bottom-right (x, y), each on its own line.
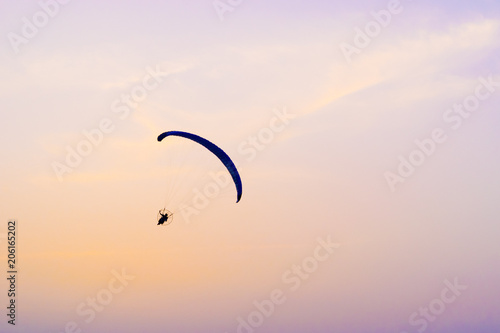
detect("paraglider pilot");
top-left (158, 210), bottom-right (169, 225)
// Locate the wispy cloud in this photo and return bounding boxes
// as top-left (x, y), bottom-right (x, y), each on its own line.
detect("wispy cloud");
top-left (303, 19), bottom-right (500, 134)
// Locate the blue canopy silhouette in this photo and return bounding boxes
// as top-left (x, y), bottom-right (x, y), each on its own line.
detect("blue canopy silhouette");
top-left (157, 131), bottom-right (242, 203)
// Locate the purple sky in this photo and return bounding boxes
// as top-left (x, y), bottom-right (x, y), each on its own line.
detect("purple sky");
top-left (0, 1), bottom-right (499, 332)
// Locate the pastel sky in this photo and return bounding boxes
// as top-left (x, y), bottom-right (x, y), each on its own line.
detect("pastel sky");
top-left (1, 1), bottom-right (499, 332)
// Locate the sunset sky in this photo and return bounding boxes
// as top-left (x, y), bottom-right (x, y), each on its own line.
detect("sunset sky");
top-left (1, 1), bottom-right (500, 332)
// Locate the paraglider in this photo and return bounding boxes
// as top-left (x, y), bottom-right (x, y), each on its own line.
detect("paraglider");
top-left (157, 208), bottom-right (173, 226)
top-left (156, 131), bottom-right (242, 225)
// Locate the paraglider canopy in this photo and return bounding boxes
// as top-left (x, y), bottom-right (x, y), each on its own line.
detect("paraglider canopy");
top-left (157, 131), bottom-right (243, 203)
